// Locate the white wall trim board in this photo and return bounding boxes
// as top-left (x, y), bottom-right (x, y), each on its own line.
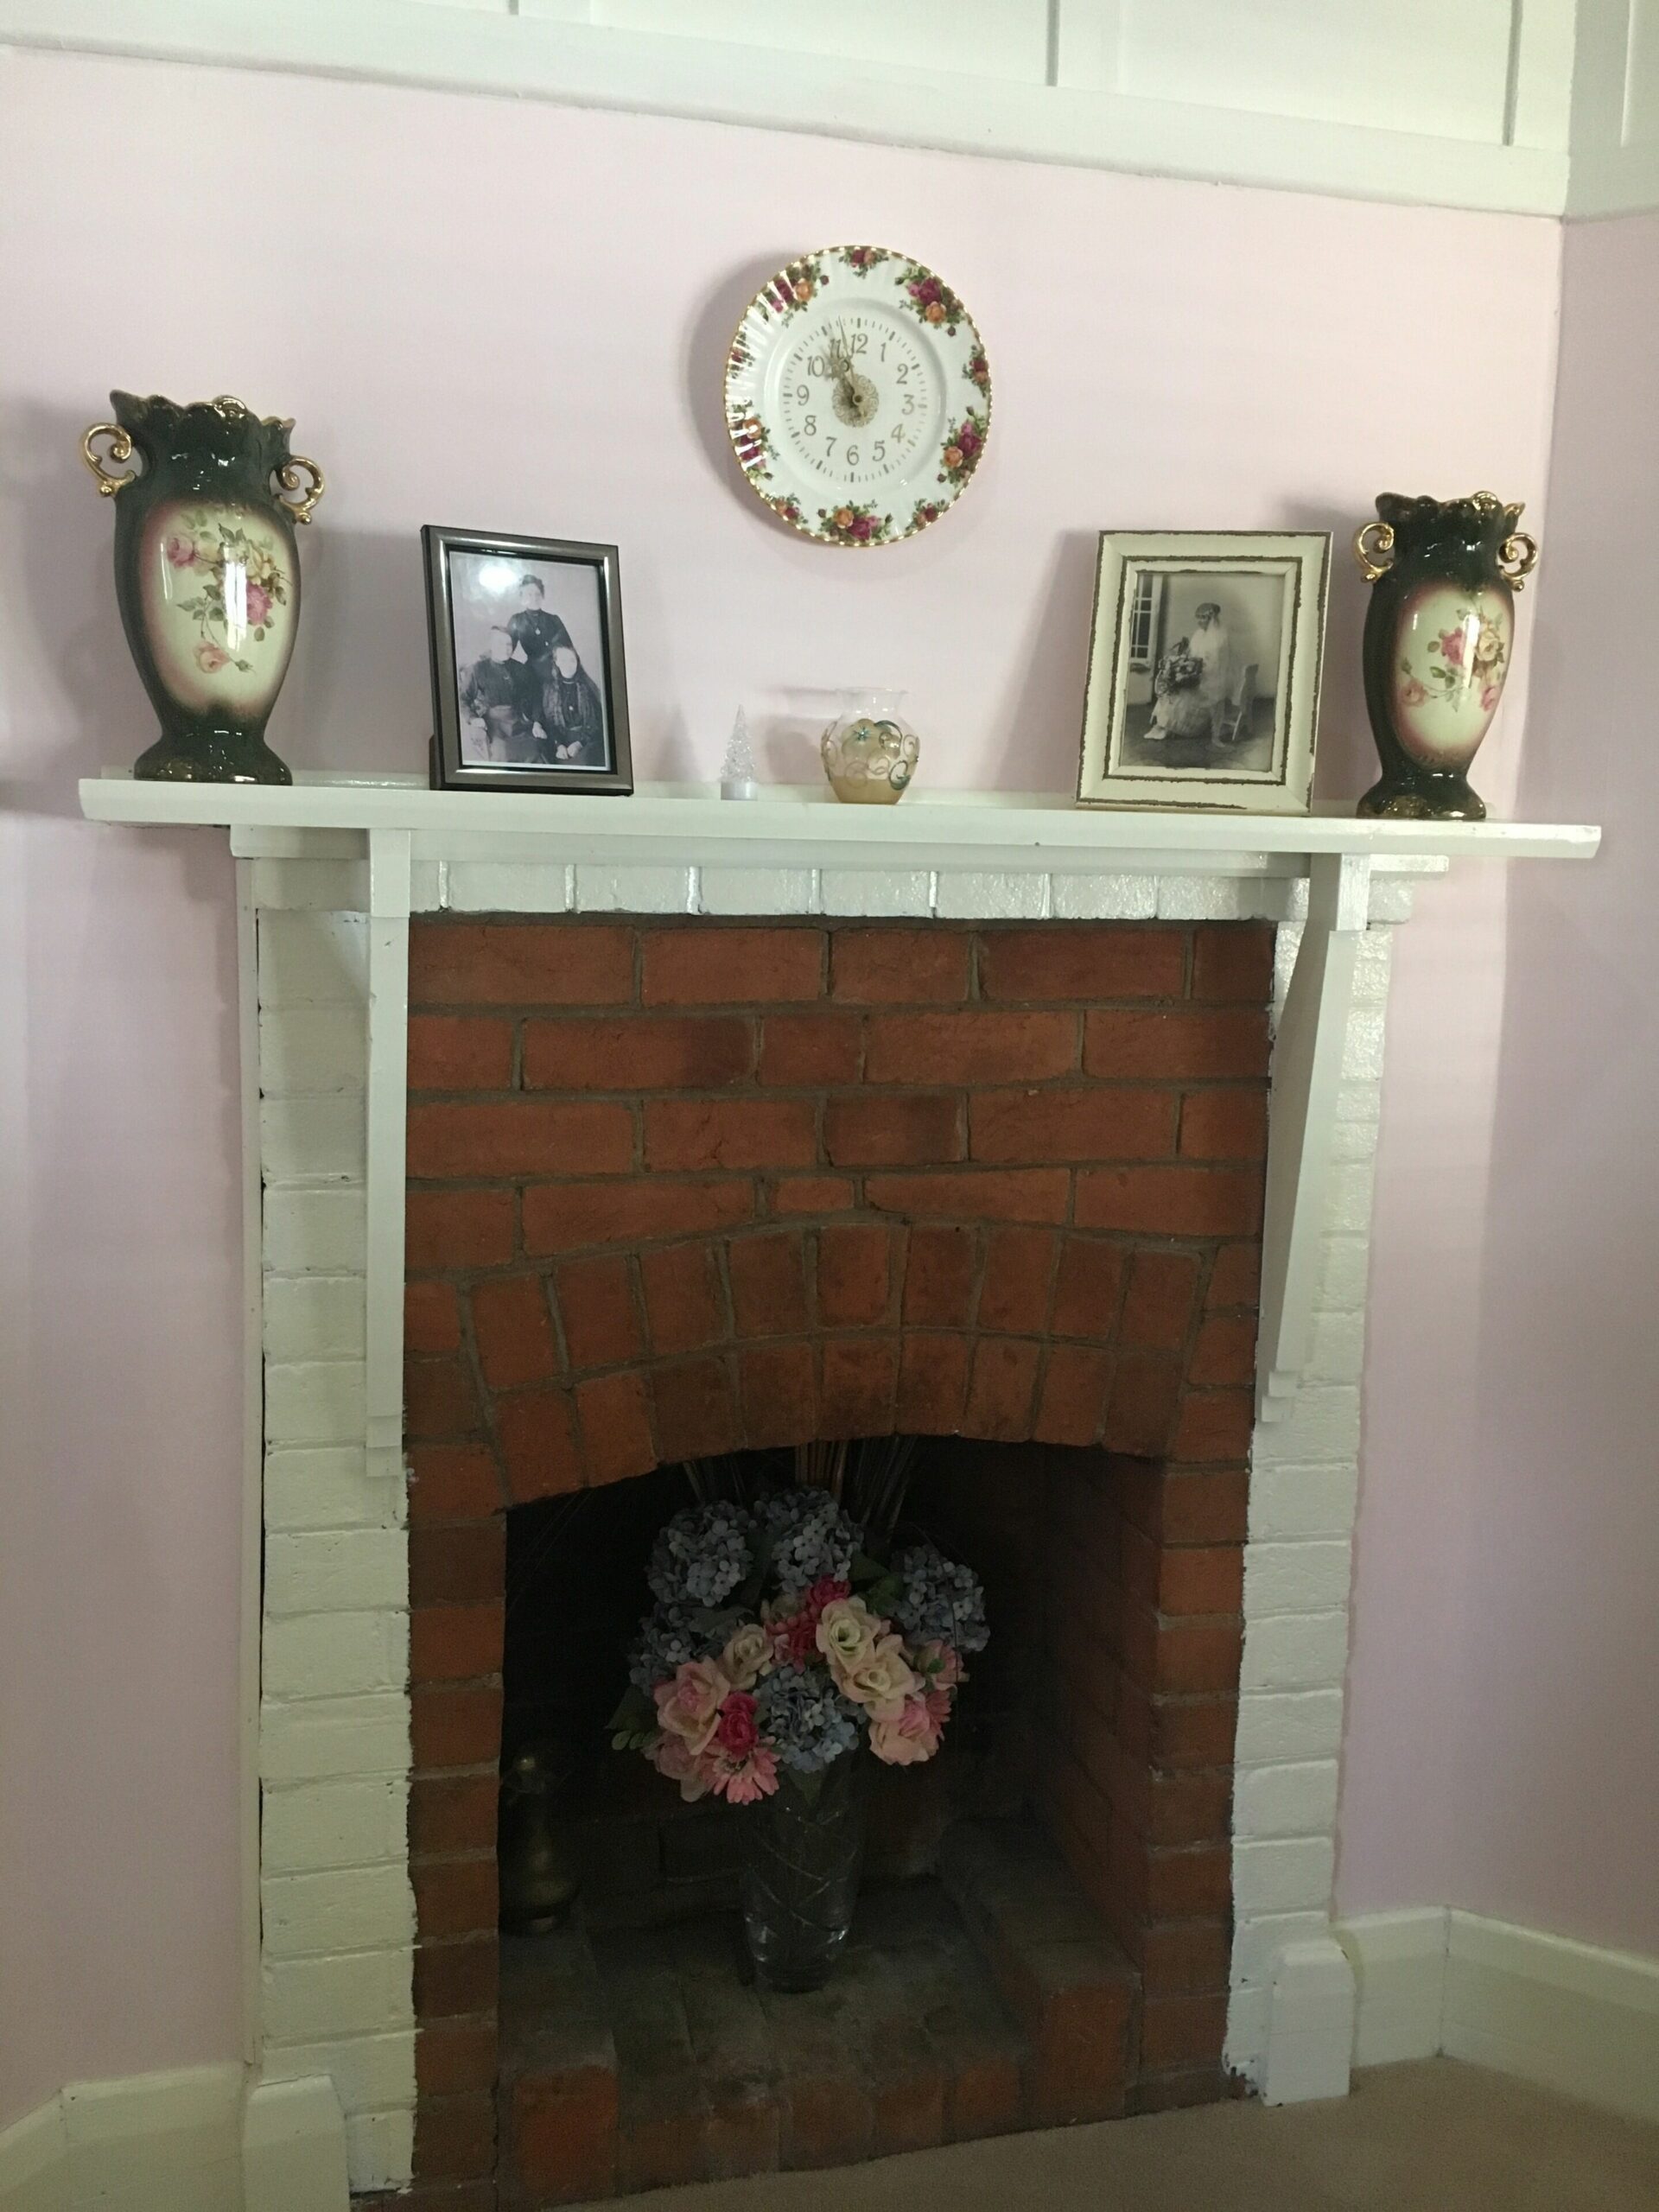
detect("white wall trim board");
top-left (1337, 1908), bottom-right (1659, 2125)
top-left (0, 0), bottom-right (1576, 217)
top-left (243, 2073), bottom-right (351, 2212)
top-left (0, 2101), bottom-right (67, 2212)
top-left (1262, 1935), bottom-right (1357, 2105)
top-left (1566, 0), bottom-right (1659, 216)
top-left (0, 2065), bottom-right (351, 2212)
top-left (1442, 1909), bottom-right (1659, 2125)
top-left (1338, 1906), bottom-right (1452, 2068)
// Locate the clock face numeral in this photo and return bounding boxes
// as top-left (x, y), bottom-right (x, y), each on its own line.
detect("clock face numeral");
top-left (775, 308), bottom-right (938, 492)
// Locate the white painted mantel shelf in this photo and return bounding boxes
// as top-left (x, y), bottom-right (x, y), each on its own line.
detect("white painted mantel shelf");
top-left (79, 772), bottom-right (1598, 1432)
top-left (73, 771), bottom-right (1599, 2184)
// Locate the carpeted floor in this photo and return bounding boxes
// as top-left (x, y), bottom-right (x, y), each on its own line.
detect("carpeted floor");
top-left (572, 2061), bottom-right (1659, 2211)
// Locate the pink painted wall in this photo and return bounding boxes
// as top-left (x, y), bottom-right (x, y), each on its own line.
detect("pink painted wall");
top-left (0, 45), bottom-right (1573, 2119)
top-left (1349, 213), bottom-right (1659, 1955)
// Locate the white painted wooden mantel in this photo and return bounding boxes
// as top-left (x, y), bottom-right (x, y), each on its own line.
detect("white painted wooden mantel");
top-left (77, 772), bottom-right (1597, 2193)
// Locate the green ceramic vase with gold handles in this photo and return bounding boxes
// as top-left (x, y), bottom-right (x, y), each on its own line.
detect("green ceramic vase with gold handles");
top-left (80, 392), bottom-right (325, 783)
top-left (1354, 491), bottom-right (1537, 821)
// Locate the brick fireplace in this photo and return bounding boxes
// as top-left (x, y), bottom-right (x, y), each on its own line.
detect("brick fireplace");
top-left (389, 914), bottom-right (1269, 2203)
top-left (73, 772), bottom-right (1593, 2202)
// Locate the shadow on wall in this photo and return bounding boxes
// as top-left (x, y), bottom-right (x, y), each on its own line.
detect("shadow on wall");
top-left (1279, 498), bottom-right (1372, 804)
top-left (995, 530), bottom-right (1101, 791)
top-left (3, 401), bottom-right (155, 812)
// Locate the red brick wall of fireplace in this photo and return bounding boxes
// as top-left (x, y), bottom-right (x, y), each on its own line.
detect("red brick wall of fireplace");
top-left (382, 915), bottom-right (1270, 2206)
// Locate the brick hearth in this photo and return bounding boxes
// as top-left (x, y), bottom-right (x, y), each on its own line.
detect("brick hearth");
top-left (388, 914), bottom-right (1270, 2206)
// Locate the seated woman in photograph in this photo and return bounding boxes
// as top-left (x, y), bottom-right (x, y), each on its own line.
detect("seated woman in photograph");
top-left (1143, 636), bottom-right (1211, 741)
top-left (537, 641), bottom-right (607, 766)
top-left (460, 626), bottom-right (529, 761)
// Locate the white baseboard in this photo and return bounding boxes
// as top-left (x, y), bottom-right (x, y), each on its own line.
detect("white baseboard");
top-left (1441, 1911), bottom-right (1659, 2126)
top-left (0, 2101), bottom-right (67, 2212)
top-left (0, 2063), bottom-right (349, 2212)
top-left (1338, 1907), bottom-right (1659, 2126)
top-left (243, 2075), bottom-right (349, 2212)
top-left (1338, 1906), bottom-right (1450, 2066)
top-left (1263, 1935), bottom-right (1357, 2105)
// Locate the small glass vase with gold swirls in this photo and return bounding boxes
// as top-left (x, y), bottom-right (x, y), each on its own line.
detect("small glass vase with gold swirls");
top-left (820, 690), bottom-right (919, 805)
top-left (1353, 491), bottom-right (1537, 821)
top-left (80, 391), bottom-right (325, 784)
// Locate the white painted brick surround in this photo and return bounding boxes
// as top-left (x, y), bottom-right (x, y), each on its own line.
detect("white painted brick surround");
top-left (256, 906), bottom-right (415, 2195)
top-left (245, 850), bottom-right (1401, 2188)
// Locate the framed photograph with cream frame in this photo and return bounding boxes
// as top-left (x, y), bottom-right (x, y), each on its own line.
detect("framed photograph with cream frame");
top-left (1077, 531), bottom-right (1329, 814)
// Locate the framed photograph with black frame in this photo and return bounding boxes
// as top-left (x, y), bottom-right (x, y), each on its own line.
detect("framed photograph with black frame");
top-left (423, 525), bottom-right (633, 795)
top-left (1077, 531), bottom-right (1329, 815)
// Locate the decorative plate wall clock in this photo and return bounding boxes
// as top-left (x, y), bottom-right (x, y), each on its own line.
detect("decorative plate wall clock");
top-left (725, 245), bottom-right (991, 547)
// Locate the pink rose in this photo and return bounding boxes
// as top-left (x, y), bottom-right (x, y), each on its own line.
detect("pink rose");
top-left (1481, 682), bottom-right (1502, 712)
top-left (851, 516), bottom-right (874, 541)
top-left (1437, 627), bottom-right (1467, 668)
top-left (164, 533), bottom-right (199, 568)
top-left (653, 1657), bottom-right (729, 1758)
top-left (650, 1732), bottom-right (713, 1803)
top-left (869, 1694), bottom-right (942, 1767)
top-left (714, 1691), bottom-right (760, 1758)
top-left (195, 641), bottom-right (229, 674)
top-left (245, 582), bottom-right (273, 627)
top-left (915, 1640), bottom-right (963, 1691)
top-left (957, 424), bottom-right (980, 455)
top-left (1399, 677), bottom-right (1428, 707)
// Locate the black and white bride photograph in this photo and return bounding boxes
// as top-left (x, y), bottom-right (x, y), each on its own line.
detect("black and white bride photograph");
top-left (1077, 531), bottom-right (1330, 816)
top-left (423, 526), bottom-right (633, 795)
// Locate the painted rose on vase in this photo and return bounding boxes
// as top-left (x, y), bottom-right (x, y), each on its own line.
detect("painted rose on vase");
top-left (1390, 586), bottom-right (1513, 771)
top-left (140, 502), bottom-right (299, 715)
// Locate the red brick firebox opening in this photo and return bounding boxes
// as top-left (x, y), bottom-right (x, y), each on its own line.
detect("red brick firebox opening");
top-left (386, 916), bottom-right (1269, 2209)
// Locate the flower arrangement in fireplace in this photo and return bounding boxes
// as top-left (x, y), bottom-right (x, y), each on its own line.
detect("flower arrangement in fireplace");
top-left (613, 1471), bottom-right (987, 1808)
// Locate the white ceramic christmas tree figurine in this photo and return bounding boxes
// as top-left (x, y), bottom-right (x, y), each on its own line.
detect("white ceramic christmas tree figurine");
top-left (720, 707), bottom-right (759, 800)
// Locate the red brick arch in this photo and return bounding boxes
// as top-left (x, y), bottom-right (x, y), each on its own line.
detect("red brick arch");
top-left (403, 914), bottom-right (1268, 1511)
top-left (406, 1215), bottom-right (1259, 1503)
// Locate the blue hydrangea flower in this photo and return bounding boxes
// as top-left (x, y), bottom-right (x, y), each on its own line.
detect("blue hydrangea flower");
top-left (891, 1543), bottom-right (988, 1654)
top-left (646, 1500), bottom-right (753, 1609)
top-left (756, 1487), bottom-right (863, 1592)
top-left (627, 1600), bottom-right (741, 1694)
top-left (755, 1661), bottom-right (863, 1772)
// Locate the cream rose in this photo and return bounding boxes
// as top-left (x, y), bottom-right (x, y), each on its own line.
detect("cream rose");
top-left (720, 1623), bottom-right (772, 1691)
top-left (652, 1657), bottom-right (728, 1758)
top-left (815, 1595), bottom-right (880, 1676)
top-left (838, 1634), bottom-right (919, 1721)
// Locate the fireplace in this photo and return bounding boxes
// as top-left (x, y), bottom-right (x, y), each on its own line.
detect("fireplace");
top-left (74, 771), bottom-right (1594, 2202)
top-left (395, 913), bottom-right (1267, 2200)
